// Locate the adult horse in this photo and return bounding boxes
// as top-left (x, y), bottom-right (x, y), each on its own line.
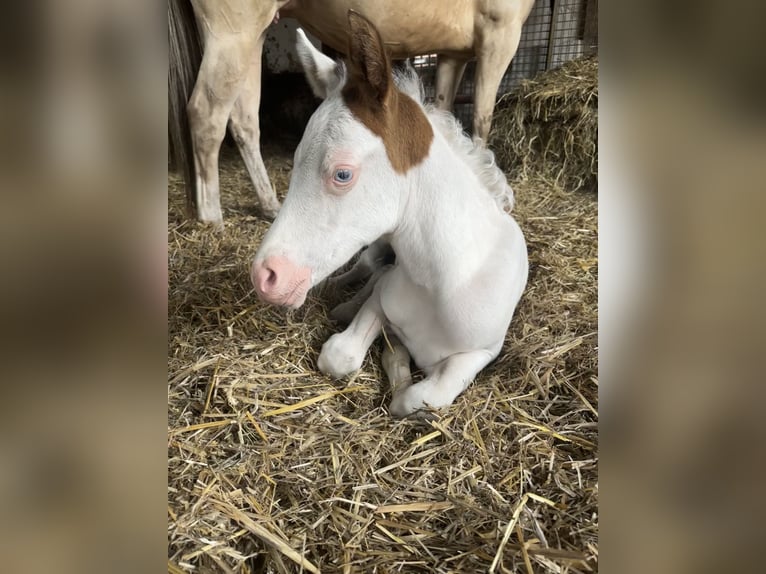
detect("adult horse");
top-left (169, 0), bottom-right (536, 227)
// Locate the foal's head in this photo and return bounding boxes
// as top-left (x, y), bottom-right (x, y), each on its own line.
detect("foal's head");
top-left (251, 11), bottom-right (433, 308)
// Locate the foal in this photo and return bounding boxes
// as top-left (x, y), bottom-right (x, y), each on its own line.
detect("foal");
top-left (252, 12), bottom-right (528, 417)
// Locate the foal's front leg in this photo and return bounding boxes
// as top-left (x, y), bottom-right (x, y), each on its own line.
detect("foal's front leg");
top-left (317, 287), bottom-right (385, 379)
top-left (324, 238), bottom-right (393, 292)
top-left (388, 349), bottom-right (497, 418)
top-left (330, 264), bottom-right (392, 325)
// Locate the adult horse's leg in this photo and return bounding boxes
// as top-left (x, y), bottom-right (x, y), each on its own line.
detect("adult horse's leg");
top-left (434, 55), bottom-right (468, 111)
top-left (228, 33), bottom-right (281, 219)
top-left (186, 0), bottom-right (277, 228)
top-left (187, 38), bottom-right (250, 227)
top-left (389, 348), bottom-right (498, 418)
top-left (472, 18), bottom-right (524, 142)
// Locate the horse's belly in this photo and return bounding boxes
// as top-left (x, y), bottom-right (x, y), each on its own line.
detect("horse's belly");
top-left (292, 2), bottom-right (475, 58)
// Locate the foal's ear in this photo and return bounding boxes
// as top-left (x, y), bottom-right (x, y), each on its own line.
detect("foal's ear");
top-left (296, 28), bottom-right (340, 99)
top-left (347, 10), bottom-right (391, 104)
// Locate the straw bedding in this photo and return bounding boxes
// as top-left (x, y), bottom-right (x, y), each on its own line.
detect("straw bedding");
top-left (169, 110), bottom-right (598, 571)
top-left (489, 56), bottom-right (598, 193)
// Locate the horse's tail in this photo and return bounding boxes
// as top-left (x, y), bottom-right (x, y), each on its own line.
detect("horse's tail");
top-left (168, 0), bottom-right (202, 215)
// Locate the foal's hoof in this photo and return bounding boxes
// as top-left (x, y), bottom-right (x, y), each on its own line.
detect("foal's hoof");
top-left (411, 410), bottom-right (439, 422)
top-left (389, 401), bottom-right (438, 421)
top-left (389, 384), bottom-right (441, 420)
top-left (389, 395), bottom-right (426, 419)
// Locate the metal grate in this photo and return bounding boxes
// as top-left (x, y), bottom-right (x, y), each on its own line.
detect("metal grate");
top-left (412, 0), bottom-right (598, 131)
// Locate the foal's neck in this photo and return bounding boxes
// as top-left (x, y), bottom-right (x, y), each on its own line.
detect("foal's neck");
top-left (391, 135), bottom-right (504, 292)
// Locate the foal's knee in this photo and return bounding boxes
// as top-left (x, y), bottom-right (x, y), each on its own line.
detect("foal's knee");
top-left (317, 333), bottom-right (364, 379)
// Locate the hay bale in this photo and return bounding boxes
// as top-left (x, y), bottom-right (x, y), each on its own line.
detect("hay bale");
top-left (489, 56), bottom-right (598, 192)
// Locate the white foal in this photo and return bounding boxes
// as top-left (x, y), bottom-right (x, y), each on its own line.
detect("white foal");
top-left (251, 12), bottom-right (528, 417)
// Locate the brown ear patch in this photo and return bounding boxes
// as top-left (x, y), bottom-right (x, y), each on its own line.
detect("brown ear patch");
top-left (347, 11), bottom-right (390, 104)
top-left (342, 11), bottom-right (433, 173)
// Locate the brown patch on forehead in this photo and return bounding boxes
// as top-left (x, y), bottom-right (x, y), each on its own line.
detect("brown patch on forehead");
top-left (342, 76), bottom-right (433, 173)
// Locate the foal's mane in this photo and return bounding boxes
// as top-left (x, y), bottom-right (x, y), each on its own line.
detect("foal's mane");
top-left (393, 64), bottom-right (515, 212)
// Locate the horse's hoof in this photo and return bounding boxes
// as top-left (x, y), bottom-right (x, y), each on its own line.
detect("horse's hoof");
top-left (389, 394), bottom-right (418, 419)
top-left (389, 384), bottom-right (442, 420)
top-left (199, 217), bottom-right (224, 232)
top-left (197, 201), bottom-right (225, 230)
top-left (389, 402), bottom-right (439, 421)
top-left (262, 202), bottom-right (281, 220)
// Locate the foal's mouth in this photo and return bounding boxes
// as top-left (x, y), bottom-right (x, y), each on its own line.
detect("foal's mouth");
top-left (280, 277), bottom-right (309, 309)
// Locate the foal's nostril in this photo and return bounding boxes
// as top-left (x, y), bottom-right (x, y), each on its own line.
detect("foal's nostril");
top-left (256, 265), bottom-right (279, 295)
top-left (252, 255), bottom-right (311, 307)
top-left (252, 261), bottom-right (277, 296)
top-left (264, 268), bottom-right (277, 288)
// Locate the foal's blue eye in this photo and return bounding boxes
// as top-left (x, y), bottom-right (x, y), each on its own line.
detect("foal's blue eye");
top-left (333, 168), bottom-right (353, 183)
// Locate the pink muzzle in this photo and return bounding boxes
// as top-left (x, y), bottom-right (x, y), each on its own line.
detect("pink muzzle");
top-left (251, 255), bottom-right (312, 308)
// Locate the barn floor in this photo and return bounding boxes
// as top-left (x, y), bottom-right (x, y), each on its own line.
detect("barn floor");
top-left (168, 140), bottom-right (598, 573)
